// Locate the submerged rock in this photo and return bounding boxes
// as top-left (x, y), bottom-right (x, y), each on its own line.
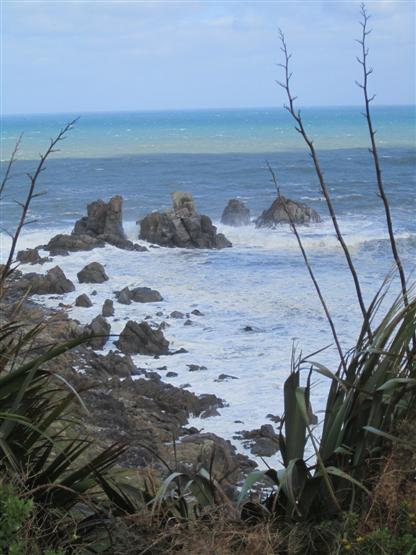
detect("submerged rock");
top-left (139, 192), bottom-right (232, 249)
top-left (256, 195), bottom-right (322, 227)
top-left (77, 262), bottom-right (108, 284)
top-left (221, 198), bottom-right (251, 226)
top-left (17, 266), bottom-right (75, 295)
top-left (115, 320), bottom-right (170, 356)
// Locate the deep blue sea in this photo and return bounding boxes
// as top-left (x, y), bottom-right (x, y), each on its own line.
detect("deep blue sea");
top-left (1, 106), bottom-right (415, 463)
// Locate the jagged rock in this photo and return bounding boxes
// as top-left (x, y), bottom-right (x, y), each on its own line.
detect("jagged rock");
top-left (73, 195), bottom-right (125, 239)
top-left (115, 320), bottom-right (169, 356)
top-left (16, 248), bottom-right (49, 265)
top-left (130, 287), bottom-right (163, 303)
top-left (139, 192), bottom-right (232, 249)
top-left (77, 262), bottom-right (108, 284)
top-left (170, 311), bottom-right (184, 319)
top-left (89, 350), bottom-right (136, 378)
top-left (116, 287), bottom-right (132, 305)
top-left (221, 198), bottom-right (250, 226)
top-left (46, 233), bottom-right (104, 253)
top-left (235, 424), bottom-right (279, 457)
top-left (75, 293), bottom-right (92, 308)
top-left (17, 266), bottom-right (75, 295)
top-left (102, 299), bottom-right (114, 317)
top-left (256, 195), bottom-right (322, 228)
top-left (85, 315), bottom-right (110, 350)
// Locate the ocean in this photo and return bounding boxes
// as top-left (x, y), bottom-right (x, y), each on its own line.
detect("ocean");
top-left (1, 106), bottom-right (415, 464)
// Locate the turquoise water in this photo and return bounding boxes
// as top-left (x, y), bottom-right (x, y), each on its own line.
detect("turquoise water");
top-left (1, 106), bottom-right (415, 160)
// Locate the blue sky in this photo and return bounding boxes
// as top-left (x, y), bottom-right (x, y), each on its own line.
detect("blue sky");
top-left (1, 1), bottom-right (415, 114)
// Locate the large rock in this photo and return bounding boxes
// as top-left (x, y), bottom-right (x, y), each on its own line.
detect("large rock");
top-left (256, 195), bottom-right (322, 228)
top-left (139, 192), bottom-right (231, 249)
top-left (234, 424), bottom-right (279, 457)
top-left (73, 195), bottom-right (125, 239)
top-left (102, 299), bottom-right (114, 317)
top-left (16, 248), bottom-right (49, 265)
top-left (46, 233), bottom-right (104, 254)
top-left (17, 266), bottom-right (75, 295)
top-left (221, 199), bottom-right (250, 226)
top-left (130, 287), bottom-right (163, 303)
top-left (75, 293), bottom-right (93, 308)
top-left (77, 262), bottom-right (108, 284)
top-left (115, 320), bottom-right (169, 356)
top-left (85, 315), bottom-right (111, 350)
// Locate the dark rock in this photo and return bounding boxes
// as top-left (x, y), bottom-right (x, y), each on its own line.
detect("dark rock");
top-left (75, 293), bottom-right (92, 308)
top-left (77, 262), bottom-right (108, 284)
top-left (166, 371), bottom-right (178, 377)
top-left (243, 326), bottom-right (254, 332)
top-left (256, 195), bottom-right (322, 228)
top-left (46, 233), bottom-right (104, 253)
top-left (130, 287), bottom-right (163, 303)
top-left (115, 320), bottom-right (170, 356)
top-left (91, 290), bottom-right (98, 296)
top-left (201, 408), bottom-right (220, 419)
top-left (73, 195), bottom-right (126, 239)
top-left (139, 192), bottom-right (232, 249)
top-left (187, 364), bottom-right (207, 372)
top-left (171, 347), bottom-right (188, 355)
top-left (215, 373), bottom-right (238, 382)
top-left (184, 319), bottom-right (193, 326)
top-left (157, 365), bottom-right (167, 371)
top-left (235, 424), bottom-right (279, 457)
top-left (221, 198), bottom-right (250, 226)
top-left (85, 315), bottom-right (111, 350)
top-left (266, 413), bottom-right (281, 424)
top-left (17, 266), bottom-right (75, 295)
top-left (170, 310), bottom-right (184, 319)
top-left (16, 248), bottom-right (49, 265)
top-left (89, 350), bottom-right (136, 378)
top-left (250, 437), bottom-right (279, 457)
top-left (102, 299), bottom-right (114, 317)
top-left (191, 309), bottom-right (204, 316)
top-left (116, 287), bottom-right (131, 305)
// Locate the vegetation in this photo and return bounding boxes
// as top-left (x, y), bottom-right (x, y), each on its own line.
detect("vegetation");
top-left (0, 3), bottom-right (414, 554)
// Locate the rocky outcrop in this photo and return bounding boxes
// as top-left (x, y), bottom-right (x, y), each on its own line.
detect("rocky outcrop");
top-left (17, 266), bottom-right (75, 295)
top-left (256, 195), bottom-right (322, 227)
top-left (221, 198), bottom-right (250, 226)
top-left (89, 350), bottom-right (137, 378)
top-left (139, 192), bottom-right (231, 249)
top-left (45, 196), bottom-right (148, 254)
top-left (16, 248), bottom-right (49, 265)
top-left (77, 262), bottom-right (108, 284)
top-left (75, 293), bottom-right (92, 308)
top-left (85, 315), bottom-right (111, 350)
top-left (102, 299), bottom-right (114, 317)
top-left (115, 287), bottom-right (131, 305)
top-left (115, 320), bottom-right (169, 356)
top-left (234, 424), bottom-right (279, 457)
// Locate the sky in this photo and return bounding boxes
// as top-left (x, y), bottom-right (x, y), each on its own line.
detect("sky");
top-left (1, 0), bottom-right (415, 114)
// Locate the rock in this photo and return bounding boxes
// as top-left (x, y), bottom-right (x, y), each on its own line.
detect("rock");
top-left (243, 326), bottom-right (254, 332)
top-left (73, 195), bottom-right (126, 239)
top-left (235, 424), bottom-right (279, 457)
top-left (77, 262), bottom-right (108, 284)
top-left (166, 371), bottom-right (178, 377)
top-left (170, 310), bottom-right (185, 319)
top-left (115, 320), bottom-right (170, 356)
top-left (187, 364), bottom-right (207, 372)
top-left (16, 248), bottom-right (49, 265)
top-left (200, 408), bottom-right (220, 419)
top-left (256, 195), bottom-right (322, 228)
top-left (17, 266), bottom-right (75, 295)
top-left (85, 315), bottom-right (111, 350)
top-left (266, 413), bottom-right (281, 424)
top-left (191, 309), bottom-right (204, 316)
top-left (250, 437), bottom-right (279, 457)
top-left (221, 198), bottom-right (251, 226)
top-left (139, 192), bottom-right (232, 249)
top-left (75, 293), bottom-right (92, 308)
top-left (130, 287), bottom-right (163, 303)
top-left (184, 319), bottom-right (193, 326)
top-left (215, 374), bottom-right (238, 382)
top-left (102, 299), bottom-right (114, 317)
top-left (46, 233), bottom-right (104, 253)
top-left (116, 287), bottom-right (132, 305)
top-left (89, 350), bottom-right (136, 378)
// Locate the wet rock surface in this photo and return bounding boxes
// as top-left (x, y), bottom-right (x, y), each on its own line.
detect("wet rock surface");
top-left (115, 320), bottom-right (170, 355)
top-left (130, 287), bottom-right (163, 303)
top-left (17, 266), bottom-right (75, 295)
top-left (75, 293), bottom-right (93, 308)
top-left (221, 198), bottom-right (251, 226)
top-left (139, 192), bottom-right (232, 249)
top-left (16, 248), bottom-right (50, 265)
top-left (77, 262), bottom-right (109, 283)
top-left (234, 424), bottom-right (279, 457)
top-left (256, 195), bottom-right (322, 227)
top-left (102, 299), bottom-right (114, 317)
